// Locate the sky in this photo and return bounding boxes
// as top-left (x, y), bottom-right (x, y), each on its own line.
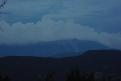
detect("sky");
top-left (0, 0), bottom-right (121, 49)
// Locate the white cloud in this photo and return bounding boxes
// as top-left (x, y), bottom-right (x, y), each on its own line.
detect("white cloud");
top-left (0, 17), bottom-right (121, 49)
top-left (0, 0), bottom-right (121, 50)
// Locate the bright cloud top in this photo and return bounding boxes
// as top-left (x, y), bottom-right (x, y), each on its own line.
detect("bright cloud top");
top-left (0, 17), bottom-right (121, 49)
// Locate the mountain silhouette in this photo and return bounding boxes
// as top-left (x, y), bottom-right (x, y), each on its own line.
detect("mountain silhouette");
top-left (0, 50), bottom-right (121, 81)
top-left (0, 39), bottom-right (108, 57)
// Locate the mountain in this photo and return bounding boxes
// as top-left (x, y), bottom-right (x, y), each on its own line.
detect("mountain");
top-left (0, 39), bottom-right (108, 57)
top-left (0, 50), bottom-right (121, 81)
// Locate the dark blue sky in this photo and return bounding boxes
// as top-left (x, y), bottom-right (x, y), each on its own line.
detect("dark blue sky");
top-left (0, 0), bottom-right (121, 49)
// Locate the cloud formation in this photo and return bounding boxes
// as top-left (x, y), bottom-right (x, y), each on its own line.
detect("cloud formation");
top-left (0, 17), bottom-right (121, 49)
top-left (0, 0), bottom-right (121, 49)
top-left (1, 0), bottom-right (121, 32)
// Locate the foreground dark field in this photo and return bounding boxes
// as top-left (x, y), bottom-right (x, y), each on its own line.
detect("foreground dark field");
top-left (0, 50), bottom-right (121, 81)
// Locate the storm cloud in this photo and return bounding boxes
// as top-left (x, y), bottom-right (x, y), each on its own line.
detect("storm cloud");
top-left (0, 0), bottom-right (121, 49)
top-left (2, 0), bottom-right (121, 32)
top-left (0, 18), bottom-right (121, 49)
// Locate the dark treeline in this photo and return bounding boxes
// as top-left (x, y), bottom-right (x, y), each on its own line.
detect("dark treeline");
top-left (0, 69), bottom-right (120, 81)
top-left (37, 69), bottom-right (119, 81)
top-left (0, 75), bottom-right (11, 81)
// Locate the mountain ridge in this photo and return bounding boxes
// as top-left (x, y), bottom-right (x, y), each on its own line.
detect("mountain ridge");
top-left (0, 49), bottom-right (121, 81)
top-left (0, 39), bottom-right (108, 57)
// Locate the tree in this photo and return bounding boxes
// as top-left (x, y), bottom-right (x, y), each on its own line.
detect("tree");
top-left (87, 72), bottom-right (95, 81)
top-left (0, 0), bottom-right (7, 9)
top-left (0, 75), bottom-right (11, 81)
top-left (0, 75), bottom-right (3, 81)
top-left (0, 0), bottom-right (7, 15)
top-left (66, 69), bottom-right (82, 81)
top-left (38, 72), bottom-right (55, 81)
top-left (3, 76), bottom-right (11, 81)
top-left (45, 72), bottom-right (55, 81)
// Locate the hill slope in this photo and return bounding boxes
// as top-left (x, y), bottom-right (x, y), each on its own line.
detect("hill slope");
top-left (0, 39), bottom-right (107, 57)
top-left (0, 50), bottom-right (121, 81)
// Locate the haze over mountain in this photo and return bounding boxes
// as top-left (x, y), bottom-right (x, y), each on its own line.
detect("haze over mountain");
top-left (0, 39), bottom-right (108, 57)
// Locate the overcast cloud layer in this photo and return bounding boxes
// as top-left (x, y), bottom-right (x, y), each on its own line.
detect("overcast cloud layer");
top-left (0, 0), bottom-right (121, 49)
top-left (1, 0), bottom-right (121, 32)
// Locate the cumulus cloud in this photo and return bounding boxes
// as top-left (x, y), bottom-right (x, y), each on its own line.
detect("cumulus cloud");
top-left (0, 17), bottom-right (121, 49)
top-left (0, 0), bottom-right (121, 50)
top-left (1, 0), bottom-right (121, 32)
